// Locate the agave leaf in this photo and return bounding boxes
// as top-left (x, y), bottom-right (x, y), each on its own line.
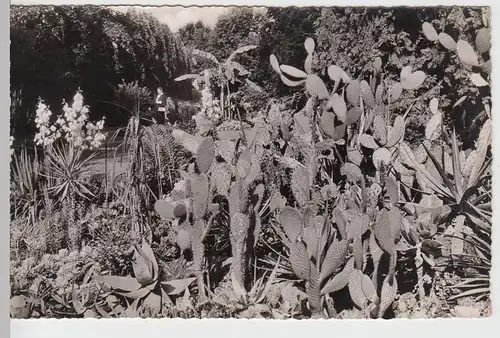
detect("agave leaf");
top-left (457, 40), bottom-right (480, 67)
top-left (468, 119), bottom-right (491, 189)
top-left (280, 65), bottom-right (308, 79)
top-left (289, 241), bottom-right (311, 280)
top-left (161, 277), bottom-right (197, 295)
top-left (422, 22), bottom-right (439, 41)
top-left (450, 127), bottom-right (464, 197)
top-left (94, 275), bottom-right (142, 293)
top-left (132, 246), bottom-right (154, 286)
top-left (448, 287), bottom-right (490, 301)
top-left (422, 142), bottom-right (459, 200)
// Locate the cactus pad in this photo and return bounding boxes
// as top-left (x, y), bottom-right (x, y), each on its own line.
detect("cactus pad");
top-left (378, 275), bottom-right (398, 318)
top-left (386, 116), bottom-right (405, 147)
top-left (196, 137), bottom-right (215, 174)
top-left (192, 174), bottom-right (210, 221)
top-left (320, 239), bottom-right (348, 282)
top-left (347, 147), bottom-right (363, 166)
top-left (345, 107), bottom-right (363, 125)
top-left (372, 115), bottom-right (387, 146)
top-left (346, 80), bottom-right (361, 107)
top-left (215, 140), bottom-right (236, 164)
top-left (305, 74), bottom-right (329, 100)
top-left (349, 269), bottom-right (368, 309)
top-left (291, 165), bottom-right (311, 207)
top-left (278, 207), bottom-right (303, 243)
top-left (360, 80), bottom-right (375, 108)
top-left (341, 163), bottom-right (363, 183)
top-left (176, 229), bottom-right (191, 250)
top-left (321, 258), bottom-right (354, 294)
top-left (154, 199), bottom-right (175, 220)
top-left (320, 112), bottom-right (336, 139)
top-left (173, 202), bottom-right (187, 218)
top-left (359, 134), bottom-right (379, 149)
top-left (290, 240), bottom-right (311, 280)
top-left (302, 226), bottom-right (319, 260)
top-left (373, 147), bottom-right (392, 171)
top-left (211, 162), bottom-right (232, 197)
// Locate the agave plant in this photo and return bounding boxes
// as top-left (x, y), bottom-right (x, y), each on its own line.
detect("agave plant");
top-left (94, 239), bottom-right (196, 317)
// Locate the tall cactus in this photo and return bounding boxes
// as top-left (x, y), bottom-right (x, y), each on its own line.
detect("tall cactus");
top-left (155, 137), bottom-right (219, 301)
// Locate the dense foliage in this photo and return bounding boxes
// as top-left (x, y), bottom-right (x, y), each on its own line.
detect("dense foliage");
top-left (10, 5), bottom-right (491, 319)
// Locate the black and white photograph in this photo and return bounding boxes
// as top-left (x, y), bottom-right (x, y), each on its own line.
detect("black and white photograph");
top-left (9, 4), bottom-right (492, 320)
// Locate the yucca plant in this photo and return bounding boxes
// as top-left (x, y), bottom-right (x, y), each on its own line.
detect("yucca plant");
top-left (10, 147), bottom-right (43, 223)
top-left (94, 239), bottom-right (196, 317)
